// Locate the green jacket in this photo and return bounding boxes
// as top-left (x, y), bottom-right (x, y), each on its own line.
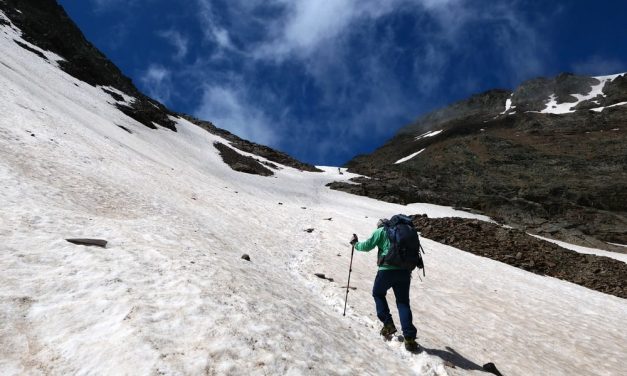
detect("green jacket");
top-left (355, 227), bottom-right (403, 271)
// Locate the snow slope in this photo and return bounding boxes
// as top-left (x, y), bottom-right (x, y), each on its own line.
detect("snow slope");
top-left (1, 15), bottom-right (627, 376)
top-left (530, 235), bottom-right (627, 264)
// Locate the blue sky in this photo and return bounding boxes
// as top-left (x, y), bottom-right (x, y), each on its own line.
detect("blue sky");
top-left (58, 0), bottom-right (627, 166)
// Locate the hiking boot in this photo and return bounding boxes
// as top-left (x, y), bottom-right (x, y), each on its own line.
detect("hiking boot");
top-left (379, 322), bottom-right (397, 337)
top-left (404, 337), bottom-right (420, 353)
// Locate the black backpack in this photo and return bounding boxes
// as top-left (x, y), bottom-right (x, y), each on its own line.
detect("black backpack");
top-left (378, 214), bottom-right (425, 275)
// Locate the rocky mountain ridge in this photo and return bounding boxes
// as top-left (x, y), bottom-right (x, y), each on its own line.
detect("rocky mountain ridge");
top-left (333, 73), bottom-right (627, 248)
top-left (400, 72), bottom-right (627, 135)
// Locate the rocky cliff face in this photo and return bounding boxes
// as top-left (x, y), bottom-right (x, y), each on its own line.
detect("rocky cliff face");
top-left (0, 0), bottom-right (319, 173)
top-left (333, 73), bottom-right (627, 248)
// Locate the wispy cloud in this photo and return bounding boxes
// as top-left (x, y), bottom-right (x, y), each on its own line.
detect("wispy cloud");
top-left (195, 0), bottom-right (237, 52)
top-left (250, 0), bottom-right (491, 64)
top-left (252, 0), bottom-right (359, 61)
top-left (139, 64), bottom-right (173, 104)
top-left (158, 30), bottom-right (189, 60)
top-left (208, 0), bottom-right (546, 94)
top-left (194, 85), bottom-right (278, 147)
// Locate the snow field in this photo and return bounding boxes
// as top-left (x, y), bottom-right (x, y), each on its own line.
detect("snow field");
top-left (1, 16), bottom-right (627, 376)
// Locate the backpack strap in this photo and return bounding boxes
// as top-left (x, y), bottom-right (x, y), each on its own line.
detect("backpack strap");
top-left (378, 224), bottom-right (392, 266)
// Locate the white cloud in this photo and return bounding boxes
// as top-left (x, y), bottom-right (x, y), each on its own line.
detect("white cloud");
top-left (243, 0), bottom-right (545, 97)
top-left (195, 0), bottom-right (236, 51)
top-left (158, 30), bottom-right (189, 60)
top-left (139, 65), bottom-right (172, 104)
top-left (185, 0), bottom-right (548, 163)
top-left (253, 0), bottom-right (355, 60)
top-left (194, 86), bottom-right (279, 147)
top-left (252, 0), bottom-right (462, 61)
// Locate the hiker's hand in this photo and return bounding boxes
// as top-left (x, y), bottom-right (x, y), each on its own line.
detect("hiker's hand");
top-left (350, 234), bottom-right (358, 245)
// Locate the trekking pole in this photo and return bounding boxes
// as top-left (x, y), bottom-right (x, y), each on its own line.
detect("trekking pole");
top-left (343, 243), bottom-right (356, 316)
top-left (420, 245), bottom-right (426, 277)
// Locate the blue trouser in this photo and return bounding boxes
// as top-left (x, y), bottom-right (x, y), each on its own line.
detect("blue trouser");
top-left (372, 269), bottom-right (417, 338)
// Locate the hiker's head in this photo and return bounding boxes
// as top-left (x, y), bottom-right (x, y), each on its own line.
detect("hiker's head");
top-left (376, 218), bottom-right (387, 228)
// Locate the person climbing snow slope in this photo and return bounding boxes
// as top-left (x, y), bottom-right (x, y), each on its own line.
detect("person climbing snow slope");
top-left (350, 217), bottom-right (419, 353)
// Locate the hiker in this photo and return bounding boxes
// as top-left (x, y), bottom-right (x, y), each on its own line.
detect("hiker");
top-left (350, 218), bottom-right (419, 352)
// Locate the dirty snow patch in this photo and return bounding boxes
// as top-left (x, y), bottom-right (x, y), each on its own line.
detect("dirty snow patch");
top-left (316, 166), bottom-right (363, 181)
top-left (594, 72), bottom-right (625, 81)
top-left (540, 94), bottom-right (575, 114)
top-left (504, 97), bottom-right (512, 112)
top-left (500, 94), bottom-right (516, 115)
top-left (590, 101), bottom-right (627, 112)
top-left (395, 148), bottom-right (425, 164)
top-left (415, 130), bottom-right (443, 140)
top-left (530, 235), bottom-right (627, 263)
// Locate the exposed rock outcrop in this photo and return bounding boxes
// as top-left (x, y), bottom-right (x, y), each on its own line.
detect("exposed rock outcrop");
top-left (213, 142), bottom-right (274, 176)
top-left (184, 115), bottom-right (321, 172)
top-left (66, 238), bottom-right (108, 248)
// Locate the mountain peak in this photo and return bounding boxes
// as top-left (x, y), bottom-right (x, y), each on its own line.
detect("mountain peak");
top-left (337, 71), bottom-right (627, 247)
